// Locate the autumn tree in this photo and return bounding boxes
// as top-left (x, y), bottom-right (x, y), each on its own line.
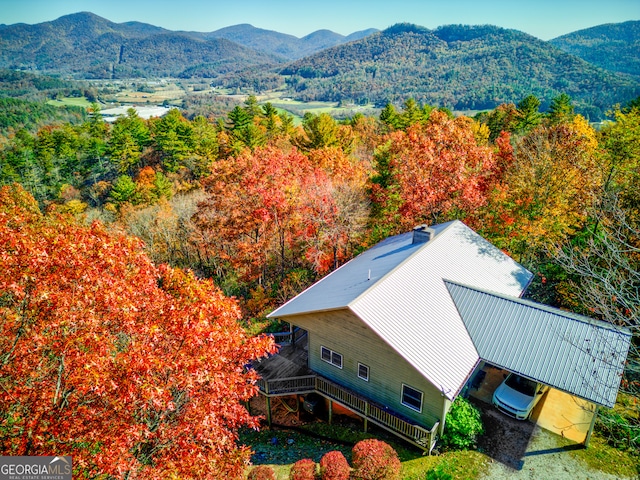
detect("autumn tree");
top-left (299, 170), bottom-right (370, 273)
top-left (120, 189), bottom-right (207, 269)
top-left (0, 184), bottom-right (276, 479)
top-left (370, 110), bottom-right (501, 237)
top-left (480, 116), bottom-right (603, 263)
top-left (194, 146), bottom-right (316, 286)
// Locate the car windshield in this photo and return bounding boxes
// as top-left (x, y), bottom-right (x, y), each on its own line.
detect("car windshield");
top-left (505, 374), bottom-right (537, 397)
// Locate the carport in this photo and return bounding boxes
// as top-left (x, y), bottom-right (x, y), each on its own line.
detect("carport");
top-left (467, 363), bottom-right (598, 443)
top-left (447, 281), bottom-right (632, 446)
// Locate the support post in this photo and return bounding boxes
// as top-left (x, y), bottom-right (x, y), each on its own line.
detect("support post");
top-left (584, 405), bottom-right (598, 448)
top-left (440, 398), bottom-right (451, 436)
top-left (266, 396), bottom-right (272, 427)
top-left (290, 323), bottom-right (295, 347)
top-left (364, 402), bottom-right (369, 433)
top-left (328, 400), bottom-right (333, 425)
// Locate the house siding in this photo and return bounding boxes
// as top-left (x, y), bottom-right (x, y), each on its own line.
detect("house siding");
top-left (291, 310), bottom-right (444, 428)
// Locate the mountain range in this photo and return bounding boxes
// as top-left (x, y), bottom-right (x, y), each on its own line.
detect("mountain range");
top-left (1, 12), bottom-right (639, 119)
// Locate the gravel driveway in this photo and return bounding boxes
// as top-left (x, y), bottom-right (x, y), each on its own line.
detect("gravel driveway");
top-left (475, 400), bottom-right (629, 479)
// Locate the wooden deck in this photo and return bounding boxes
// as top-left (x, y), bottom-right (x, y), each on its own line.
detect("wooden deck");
top-left (252, 341), bottom-right (311, 381)
top-left (250, 331), bottom-right (439, 453)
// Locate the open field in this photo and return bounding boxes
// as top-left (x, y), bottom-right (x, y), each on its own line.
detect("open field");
top-left (47, 96), bottom-right (93, 108)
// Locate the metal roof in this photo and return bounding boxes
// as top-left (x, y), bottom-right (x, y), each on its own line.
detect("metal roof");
top-left (446, 281), bottom-right (631, 407)
top-left (269, 220), bottom-right (533, 400)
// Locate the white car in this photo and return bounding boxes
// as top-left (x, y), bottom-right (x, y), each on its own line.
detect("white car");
top-left (492, 373), bottom-right (547, 420)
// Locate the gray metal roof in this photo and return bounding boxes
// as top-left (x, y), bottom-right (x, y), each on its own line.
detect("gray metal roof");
top-left (446, 281), bottom-right (631, 407)
top-left (269, 220), bottom-right (533, 400)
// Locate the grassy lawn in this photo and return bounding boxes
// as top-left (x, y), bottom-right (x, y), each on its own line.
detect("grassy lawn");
top-left (240, 417), bottom-right (490, 480)
top-left (241, 413), bottom-right (639, 480)
top-left (567, 435), bottom-right (639, 478)
top-left (47, 96), bottom-right (92, 108)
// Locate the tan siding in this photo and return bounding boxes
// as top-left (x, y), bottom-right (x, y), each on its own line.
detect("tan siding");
top-left (530, 389), bottom-right (596, 443)
top-left (291, 310), bottom-right (443, 427)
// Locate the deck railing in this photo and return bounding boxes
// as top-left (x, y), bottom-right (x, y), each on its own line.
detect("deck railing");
top-left (257, 374), bottom-right (439, 453)
top-left (258, 375), bottom-right (316, 396)
top-left (269, 327), bottom-right (307, 346)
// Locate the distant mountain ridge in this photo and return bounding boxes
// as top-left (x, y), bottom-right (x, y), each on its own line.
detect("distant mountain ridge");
top-left (0, 12), bottom-right (378, 78)
top-left (1, 13), bottom-right (639, 119)
top-left (272, 23), bottom-right (640, 118)
top-left (550, 20), bottom-right (640, 78)
top-left (204, 24), bottom-right (379, 60)
top-left (0, 12), bottom-right (285, 78)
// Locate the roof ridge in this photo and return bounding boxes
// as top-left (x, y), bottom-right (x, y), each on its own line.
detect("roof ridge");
top-left (348, 220), bottom-right (460, 308)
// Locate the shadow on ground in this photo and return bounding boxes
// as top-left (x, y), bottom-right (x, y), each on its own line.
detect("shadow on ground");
top-left (471, 398), bottom-right (584, 471)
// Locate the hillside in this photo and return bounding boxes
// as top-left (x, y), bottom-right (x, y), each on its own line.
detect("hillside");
top-left (2, 14), bottom-right (639, 119)
top-left (550, 20), bottom-right (640, 78)
top-left (277, 23), bottom-right (640, 118)
top-left (205, 24), bottom-right (378, 60)
top-left (0, 12), bottom-right (283, 79)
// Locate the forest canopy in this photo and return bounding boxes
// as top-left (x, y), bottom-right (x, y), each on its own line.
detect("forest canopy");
top-left (1, 91), bottom-right (638, 475)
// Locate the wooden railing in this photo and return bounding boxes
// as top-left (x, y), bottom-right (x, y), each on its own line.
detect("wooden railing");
top-left (269, 327), bottom-right (307, 345)
top-left (257, 374), bottom-right (439, 453)
top-left (257, 375), bottom-right (316, 396)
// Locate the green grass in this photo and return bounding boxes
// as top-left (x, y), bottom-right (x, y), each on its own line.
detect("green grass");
top-left (241, 414), bottom-right (640, 480)
top-left (240, 418), bottom-right (489, 480)
top-left (47, 97), bottom-right (92, 108)
top-left (568, 431), bottom-right (639, 477)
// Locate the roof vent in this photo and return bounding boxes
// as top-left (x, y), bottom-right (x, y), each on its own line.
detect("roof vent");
top-left (412, 224), bottom-right (435, 244)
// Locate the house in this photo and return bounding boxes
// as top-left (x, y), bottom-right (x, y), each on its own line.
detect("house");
top-left (260, 220), bottom-right (631, 452)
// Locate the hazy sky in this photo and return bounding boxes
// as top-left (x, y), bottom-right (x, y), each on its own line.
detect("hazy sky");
top-left (1, 0), bottom-right (639, 40)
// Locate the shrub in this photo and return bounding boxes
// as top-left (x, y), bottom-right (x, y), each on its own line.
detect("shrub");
top-left (440, 397), bottom-right (484, 450)
top-left (248, 465), bottom-right (277, 480)
top-left (424, 466), bottom-right (453, 480)
top-left (351, 439), bottom-right (401, 480)
top-left (319, 450), bottom-right (350, 480)
top-left (290, 458), bottom-right (317, 480)
top-left (595, 406), bottom-right (640, 451)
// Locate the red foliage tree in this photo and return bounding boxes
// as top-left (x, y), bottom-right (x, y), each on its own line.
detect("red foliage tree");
top-left (194, 145), bottom-right (369, 284)
top-left (0, 184), bottom-right (276, 479)
top-left (194, 146), bottom-right (315, 283)
top-left (319, 450), bottom-right (350, 480)
top-left (351, 439), bottom-right (401, 480)
top-left (371, 111), bottom-right (502, 233)
top-left (290, 458), bottom-right (317, 480)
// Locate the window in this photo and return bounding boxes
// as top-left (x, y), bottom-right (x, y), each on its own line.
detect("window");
top-left (358, 363), bottom-right (369, 381)
top-left (401, 384), bottom-right (423, 412)
top-left (320, 346), bottom-right (343, 368)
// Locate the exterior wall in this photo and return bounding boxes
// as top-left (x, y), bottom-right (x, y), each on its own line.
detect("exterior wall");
top-left (290, 310), bottom-right (445, 428)
top-left (470, 365), bottom-right (597, 444)
top-left (530, 389), bottom-right (596, 443)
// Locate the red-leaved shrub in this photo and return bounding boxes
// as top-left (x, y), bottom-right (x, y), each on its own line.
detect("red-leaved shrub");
top-left (319, 450), bottom-right (350, 480)
top-left (351, 439), bottom-right (401, 480)
top-left (248, 465), bottom-right (277, 480)
top-left (289, 458), bottom-right (316, 480)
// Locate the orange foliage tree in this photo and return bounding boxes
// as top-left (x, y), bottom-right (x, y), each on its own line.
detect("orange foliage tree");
top-left (480, 116), bottom-right (603, 262)
top-left (0, 184), bottom-right (276, 479)
top-left (194, 145), bottom-right (369, 286)
top-left (370, 111), bottom-right (502, 236)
